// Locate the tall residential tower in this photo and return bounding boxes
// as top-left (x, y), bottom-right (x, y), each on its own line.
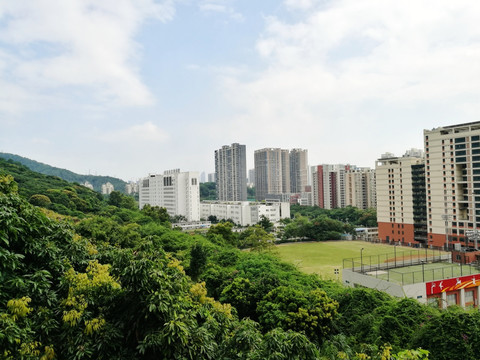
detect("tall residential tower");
top-left (289, 148), bottom-right (309, 193)
top-left (376, 151), bottom-right (426, 246)
top-left (425, 122), bottom-right (480, 249)
top-left (215, 143), bottom-right (247, 201)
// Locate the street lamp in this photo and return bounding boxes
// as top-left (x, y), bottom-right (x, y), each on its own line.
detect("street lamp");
top-left (361, 248), bottom-right (364, 273)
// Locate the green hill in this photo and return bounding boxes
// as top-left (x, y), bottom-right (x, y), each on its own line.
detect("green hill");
top-left (0, 157), bottom-right (105, 216)
top-left (0, 152), bottom-right (127, 193)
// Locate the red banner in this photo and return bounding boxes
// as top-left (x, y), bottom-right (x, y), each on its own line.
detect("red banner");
top-left (426, 274), bottom-right (480, 296)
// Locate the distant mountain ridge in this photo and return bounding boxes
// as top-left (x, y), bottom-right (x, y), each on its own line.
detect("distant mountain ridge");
top-left (0, 152), bottom-right (127, 193)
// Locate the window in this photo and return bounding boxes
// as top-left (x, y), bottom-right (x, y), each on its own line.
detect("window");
top-left (465, 290), bottom-right (475, 305)
top-left (163, 176), bottom-right (172, 186)
top-left (447, 293), bottom-right (457, 306)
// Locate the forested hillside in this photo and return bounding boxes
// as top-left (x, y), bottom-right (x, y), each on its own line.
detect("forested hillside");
top-left (1, 169), bottom-right (479, 359)
top-left (0, 153), bottom-right (127, 193)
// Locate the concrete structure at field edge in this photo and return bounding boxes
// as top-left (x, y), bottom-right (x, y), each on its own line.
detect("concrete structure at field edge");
top-left (425, 122), bottom-right (480, 249)
top-left (215, 143), bottom-right (247, 201)
top-left (138, 169), bottom-right (200, 222)
top-left (343, 252), bottom-right (480, 309)
top-left (376, 150), bottom-right (427, 246)
top-left (343, 268), bottom-right (428, 304)
top-left (201, 201), bottom-right (290, 226)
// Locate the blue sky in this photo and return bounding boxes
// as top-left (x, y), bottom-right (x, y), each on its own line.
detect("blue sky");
top-left (1, 0), bottom-right (480, 181)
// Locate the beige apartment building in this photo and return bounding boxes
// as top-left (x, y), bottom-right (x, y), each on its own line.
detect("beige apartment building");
top-left (376, 151), bottom-right (426, 246)
top-left (425, 122), bottom-right (480, 249)
top-left (345, 167), bottom-right (377, 209)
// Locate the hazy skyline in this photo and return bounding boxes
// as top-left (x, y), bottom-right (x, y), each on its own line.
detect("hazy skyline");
top-left (1, 1), bottom-right (480, 181)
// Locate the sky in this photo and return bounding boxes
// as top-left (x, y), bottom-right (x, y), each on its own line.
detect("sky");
top-left (1, 0), bottom-right (480, 181)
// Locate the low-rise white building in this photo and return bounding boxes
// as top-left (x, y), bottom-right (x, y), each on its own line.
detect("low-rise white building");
top-left (201, 201), bottom-right (290, 226)
top-left (139, 169), bottom-right (200, 222)
top-left (125, 182), bottom-right (138, 194)
top-left (101, 182), bottom-right (114, 195)
top-left (83, 181), bottom-right (94, 190)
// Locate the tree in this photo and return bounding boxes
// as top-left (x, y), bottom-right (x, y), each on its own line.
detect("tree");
top-left (108, 190), bottom-right (137, 210)
top-left (220, 277), bottom-right (255, 319)
top-left (412, 308), bottom-right (480, 360)
top-left (257, 286), bottom-right (338, 344)
top-left (258, 215), bottom-right (274, 233)
top-left (140, 204), bottom-right (170, 224)
top-left (171, 214), bottom-right (187, 223)
top-left (0, 174), bottom-right (18, 194)
top-left (207, 222), bottom-right (237, 246)
top-left (207, 215), bottom-right (219, 224)
top-left (28, 194), bottom-right (52, 207)
top-left (188, 242), bottom-right (209, 280)
top-left (239, 225), bottom-right (275, 250)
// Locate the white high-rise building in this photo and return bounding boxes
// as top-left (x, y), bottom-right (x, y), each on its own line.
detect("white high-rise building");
top-left (125, 182), bottom-right (138, 194)
top-left (215, 143), bottom-right (247, 201)
top-left (208, 173), bottom-right (216, 183)
top-left (138, 169), bottom-right (200, 221)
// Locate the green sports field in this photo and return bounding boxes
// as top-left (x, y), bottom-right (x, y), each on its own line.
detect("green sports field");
top-left (274, 240), bottom-right (445, 281)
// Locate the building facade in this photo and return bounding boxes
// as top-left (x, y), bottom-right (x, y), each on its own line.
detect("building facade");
top-left (345, 168), bottom-right (377, 209)
top-left (376, 151), bottom-right (426, 246)
top-left (289, 148), bottom-right (309, 193)
top-left (254, 148), bottom-right (308, 201)
top-left (215, 143), bottom-right (247, 201)
top-left (138, 169), bottom-right (200, 221)
top-left (208, 173), bottom-right (216, 183)
top-left (254, 148), bottom-right (290, 200)
top-left (425, 122), bottom-right (480, 249)
top-left (311, 164), bottom-right (350, 209)
top-left (101, 182), bottom-right (114, 195)
top-left (201, 200), bottom-right (290, 226)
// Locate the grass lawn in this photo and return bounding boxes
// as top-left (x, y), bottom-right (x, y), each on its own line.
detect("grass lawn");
top-left (274, 240), bottom-right (435, 280)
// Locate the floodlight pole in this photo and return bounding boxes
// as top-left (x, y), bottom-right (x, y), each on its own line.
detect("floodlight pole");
top-left (441, 214), bottom-right (451, 251)
top-left (421, 260), bottom-right (425, 282)
top-left (394, 242), bottom-right (397, 268)
top-left (361, 248), bottom-right (364, 273)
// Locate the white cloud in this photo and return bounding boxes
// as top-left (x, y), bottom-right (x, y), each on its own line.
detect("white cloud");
top-left (284, 0), bottom-right (320, 11)
top-left (0, 0), bottom-right (176, 111)
top-left (216, 0), bottom-right (480, 165)
top-left (199, 0), bottom-right (244, 21)
top-left (99, 121), bottom-right (169, 144)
